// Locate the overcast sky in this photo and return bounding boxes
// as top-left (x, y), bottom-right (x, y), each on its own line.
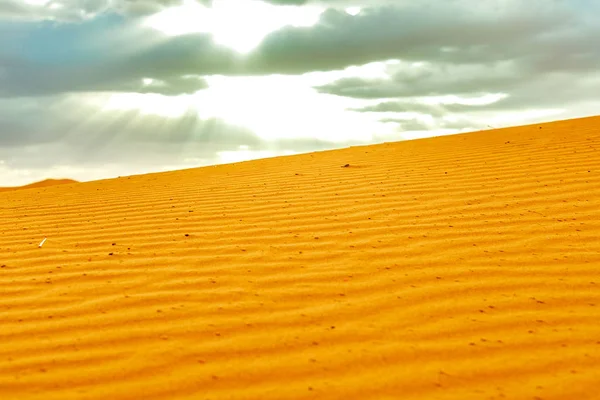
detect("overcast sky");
top-left (1, 0), bottom-right (599, 185)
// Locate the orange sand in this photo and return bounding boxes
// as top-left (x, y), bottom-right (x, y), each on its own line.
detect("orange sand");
top-left (1, 116), bottom-right (599, 400)
top-left (0, 179), bottom-right (78, 193)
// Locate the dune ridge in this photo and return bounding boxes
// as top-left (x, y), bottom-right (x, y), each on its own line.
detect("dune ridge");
top-left (0, 179), bottom-right (78, 192)
top-left (1, 115), bottom-right (599, 399)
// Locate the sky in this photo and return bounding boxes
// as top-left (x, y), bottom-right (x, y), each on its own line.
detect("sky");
top-left (1, 0), bottom-right (599, 186)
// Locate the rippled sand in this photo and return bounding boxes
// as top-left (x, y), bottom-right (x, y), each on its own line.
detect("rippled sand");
top-left (1, 116), bottom-right (599, 400)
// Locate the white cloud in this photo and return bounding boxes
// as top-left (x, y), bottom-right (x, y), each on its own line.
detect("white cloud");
top-left (345, 6), bottom-right (360, 15)
top-left (143, 0), bottom-right (324, 53)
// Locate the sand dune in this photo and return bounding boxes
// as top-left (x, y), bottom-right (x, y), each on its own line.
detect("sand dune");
top-left (1, 116), bottom-right (599, 400)
top-left (0, 179), bottom-right (78, 193)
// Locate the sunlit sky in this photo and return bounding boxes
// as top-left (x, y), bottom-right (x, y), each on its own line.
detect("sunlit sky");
top-left (1, 0), bottom-right (599, 186)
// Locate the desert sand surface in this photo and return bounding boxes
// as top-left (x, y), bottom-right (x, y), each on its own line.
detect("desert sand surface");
top-left (0, 179), bottom-right (78, 193)
top-left (1, 116), bottom-right (599, 400)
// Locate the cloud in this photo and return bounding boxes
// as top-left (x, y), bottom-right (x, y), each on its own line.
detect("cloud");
top-left (136, 76), bottom-right (208, 95)
top-left (379, 118), bottom-right (431, 132)
top-left (316, 60), bottom-right (528, 99)
top-left (0, 0), bottom-right (184, 21)
top-left (249, 2), bottom-right (581, 74)
top-left (306, 3), bottom-right (600, 127)
top-left (353, 100), bottom-right (448, 117)
top-left (346, 67), bottom-right (600, 115)
top-left (345, 68), bottom-right (600, 136)
top-left (314, 23), bottom-right (600, 99)
top-left (0, 0), bottom-right (359, 21)
top-left (2, 0), bottom-right (598, 98)
top-left (119, 0), bottom-right (184, 16)
top-left (0, 1), bottom-right (27, 18)
top-left (217, 0), bottom-right (397, 5)
top-left (0, 61), bottom-right (209, 97)
top-left (0, 14), bottom-right (219, 97)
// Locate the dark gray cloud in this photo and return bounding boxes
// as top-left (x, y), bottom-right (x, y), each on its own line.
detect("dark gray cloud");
top-left (0, 57), bottom-right (208, 97)
top-left (310, 6), bottom-right (600, 124)
top-left (316, 61), bottom-right (525, 99)
top-left (347, 68), bottom-right (600, 117)
top-left (250, 2), bottom-right (586, 74)
top-left (0, 25), bottom-right (219, 97)
top-left (313, 15), bottom-right (600, 98)
top-left (353, 101), bottom-right (448, 117)
top-left (379, 118), bottom-right (431, 132)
